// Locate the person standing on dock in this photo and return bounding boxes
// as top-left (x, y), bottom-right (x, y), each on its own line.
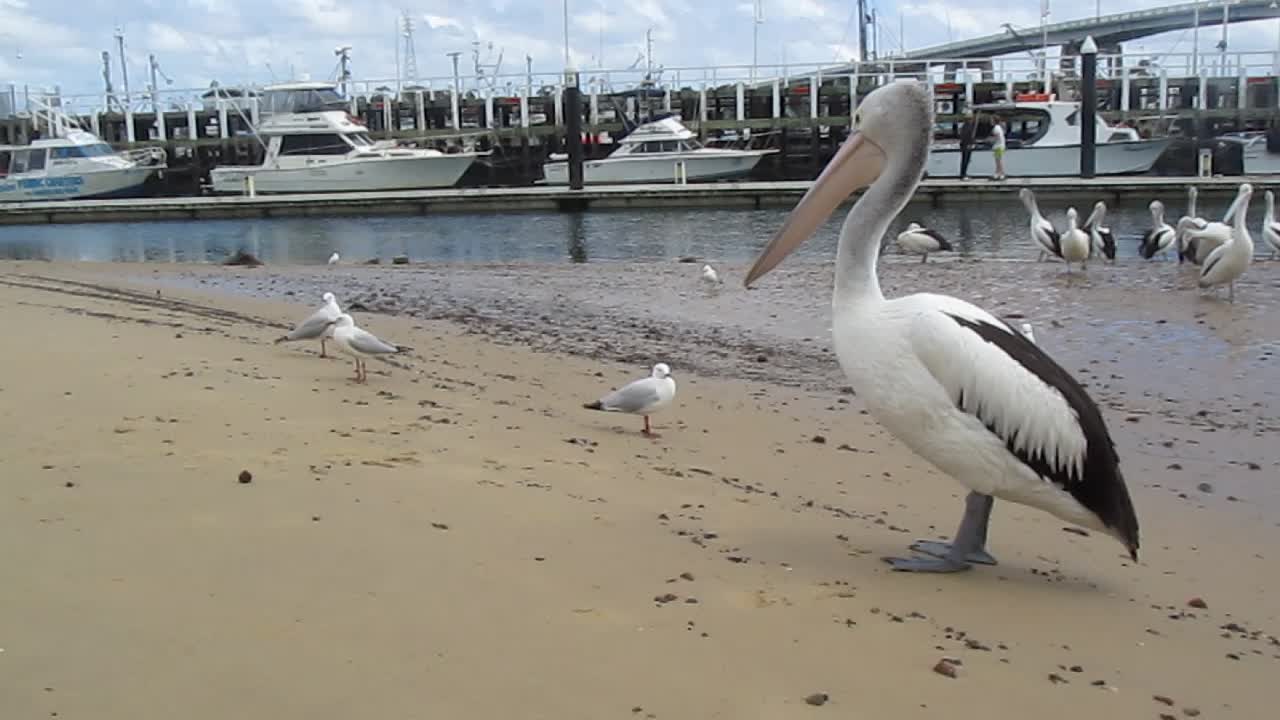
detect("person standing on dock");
top-left (990, 118), bottom-right (1007, 181)
top-left (959, 111), bottom-right (977, 179)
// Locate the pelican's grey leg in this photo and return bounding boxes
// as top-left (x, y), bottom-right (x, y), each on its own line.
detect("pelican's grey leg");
top-left (884, 492), bottom-right (998, 573)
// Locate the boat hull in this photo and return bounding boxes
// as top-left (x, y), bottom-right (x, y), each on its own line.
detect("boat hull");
top-left (924, 139), bottom-right (1171, 178)
top-left (208, 154), bottom-right (479, 194)
top-left (0, 167), bottom-right (158, 203)
top-left (541, 151), bottom-right (773, 185)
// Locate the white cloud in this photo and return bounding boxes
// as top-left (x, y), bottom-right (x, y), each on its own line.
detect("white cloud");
top-left (423, 14), bottom-right (464, 32)
top-left (774, 0), bottom-right (829, 21)
top-left (278, 0), bottom-right (356, 34)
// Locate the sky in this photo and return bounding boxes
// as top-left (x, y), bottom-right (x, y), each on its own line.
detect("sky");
top-left (3, 0), bottom-right (1280, 101)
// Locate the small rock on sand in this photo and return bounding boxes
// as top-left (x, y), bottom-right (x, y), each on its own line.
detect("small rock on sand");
top-left (1187, 597), bottom-right (1208, 609)
top-left (932, 659), bottom-right (959, 678)
top-left (803, 693), bottom-right (829, 706)
top-left (238, 470), bottom-right (253, 484)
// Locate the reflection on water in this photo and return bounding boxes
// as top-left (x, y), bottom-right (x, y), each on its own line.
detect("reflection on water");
top-left (0, 197), bottom-right (1244, 265)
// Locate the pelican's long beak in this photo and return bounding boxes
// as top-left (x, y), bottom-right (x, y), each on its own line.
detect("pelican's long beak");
top-left (744, 131), bottom-right (886, 287)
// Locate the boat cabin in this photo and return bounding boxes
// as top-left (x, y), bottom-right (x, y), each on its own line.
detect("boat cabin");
top-left (972, 101), bottom-right (1139, 147)
top-left (612, 117), bottom-right (706, 156)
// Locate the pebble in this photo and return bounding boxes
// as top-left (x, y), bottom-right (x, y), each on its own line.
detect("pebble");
top-left (1182, 708), bottom-right (1201, 717)
top-left (932, 659), bottom-right (959, 678)
top-left (811, 435), bottom-right (827, 444)
top-left (803, 693), bottom-right (829, 707)
top-left (1047, 673), bottom-right (1068, 685)
top-left (1196, 482), bottom-right (1213, 494)
top-left (1153, 695), bottom-right (1175, 706)
top-left (1187, 597), bottom-right (1208, 609)
top-left (237, 470), bottom-right (253, 484)
top-left (653, 593), bottom-right (678, 604)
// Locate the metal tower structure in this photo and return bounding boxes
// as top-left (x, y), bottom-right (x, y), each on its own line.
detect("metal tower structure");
top-left (400, 11), bottom-right (419, 87)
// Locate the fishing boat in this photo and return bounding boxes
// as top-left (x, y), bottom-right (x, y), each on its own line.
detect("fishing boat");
top-left (1, 130), bottom-right (164, 203)
top-left (541, 116), bottom-right (777, 185)
top-left (926, 96), bottom-right (1171, 178)
top-left (208, 82), bottom-right (483, 194)
top-left (1214, 131), bottom-right (1280, 175)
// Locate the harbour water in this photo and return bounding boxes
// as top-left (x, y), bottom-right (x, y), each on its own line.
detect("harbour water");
top-left (0, 197), bottom-right (1244, 265)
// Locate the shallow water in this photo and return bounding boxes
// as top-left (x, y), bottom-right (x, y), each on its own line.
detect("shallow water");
top-left (0, 196), bottom-right (1250, 265)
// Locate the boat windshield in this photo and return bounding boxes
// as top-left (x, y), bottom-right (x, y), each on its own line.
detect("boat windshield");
top-left (348, 132), bottom-right (375, 147)
top-left (984, 109), bottom-right (1051, 146)
top-left (261, 87), bottom-right (348, 115)
top-left (49, 143), bottom-right (115, 159)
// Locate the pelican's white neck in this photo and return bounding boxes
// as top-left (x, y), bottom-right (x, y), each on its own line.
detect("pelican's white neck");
top-left (833, 155), bottom-right (921, 307)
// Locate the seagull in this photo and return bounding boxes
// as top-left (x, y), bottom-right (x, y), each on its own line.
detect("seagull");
top-left (274, 291), bottom-right (342, 357)
top-left (1060, 207), bottom-right (1091, 276)
top-left (895, 222), bottom-right (953, 263)
top-left (583, 363), bottom-right (677, 437)
top-left (1018, 188), bottom-right (1061, 262)
top-left (1139, 200), bottom-right (1177, 260)
top-left (1080, 201), bottom-right (1116, 263)
top-left (328, 252), bottom-right (340, 265)
top-left (1198, 183), bottom-right (1255, 303)
top-left (742, 79), bottom-right (1139, 573)
top-left (1265, 190), bottom-right (1280, 260)
top-left (327, 314), bottom-right (411, 382)
top-left (701, 264), bottom-right (723, 287)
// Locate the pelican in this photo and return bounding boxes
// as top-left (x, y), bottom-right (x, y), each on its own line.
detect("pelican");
top-left (1198, 183), bottom-right (1254, 303)
top-left (1174, 186), bottom-right (1208, 261)
top-left (327, 314), bottom-right (411, 383)
top-left (1018, 188), bottom-right (1061, 261)
top-left (1178, 184), bottom-right (1251, 266)
top-left (1263, 190), bottom-right (1280, 260)
top-left (1080, 201), bottom-right (1116, 263)
top-left (701, 264), bottom-right (723, 286)
top-left (1138, 200), bottom-right (1176, 260)
top-left (274, 291), bottom-right (341, 357)
top-left (328, 251), bottom-right (340, 265)
top-left (584, 363), bottom-right (677, 437)
top-left (742, 80), bottom-right (1139, 573)
top-left (895, 222), bottom-right (953, 263)
top-left (1060, 207), bottom-right (1091, 276)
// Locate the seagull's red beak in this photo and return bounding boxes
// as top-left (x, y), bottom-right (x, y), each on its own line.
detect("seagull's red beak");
top-left (744, 131), bottom-right (886, 287)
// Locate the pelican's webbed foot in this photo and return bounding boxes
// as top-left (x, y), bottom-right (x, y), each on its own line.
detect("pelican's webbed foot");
top-left (908, 540), bottom-right (998, 565)
top-left (883, 554), bottom-right (973, 573)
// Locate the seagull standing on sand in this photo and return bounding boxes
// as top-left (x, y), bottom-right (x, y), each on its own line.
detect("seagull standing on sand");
top-left (584, 363), bottom-right (677, 437)
top-left (275, 291), bottom-right (342, 357)
top-left (895, 222), bottom-right (953, 263)
top-left (327, 313), bottom-right (411, 383)
top-left (701, 264), bottom-right (723, 287)
top-left (742, 80), bottom-right (1139, 573)
top-left (328, 252), bottom-right (340, 266)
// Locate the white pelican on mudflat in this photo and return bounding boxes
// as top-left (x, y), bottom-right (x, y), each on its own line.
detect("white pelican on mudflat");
top-left (584, 363), bottom-right (677, 437)
top-left (275, 291), bottom-right (342, 357)
top-left (1017, 188), bottom-right (1061, 261)
top-left (1198, 183), bottom-right (1255, 303)
top-left (327, 313), bottom-right (411, 383)
top-left (1177, 184), bottom-right (1251, 266)
top-left (742, 80), bottom-right (1140, 573)
top-left (1138, 200), bottom-right (1177, 260)
top-left (1263, 190), bottom-right (1280, 260)
top-left (1174, 186), bottom-right (1208, 260)
top-left (1080, 201), bottom-right (1116, 263)
top-left (1060, 207), bottom-right (1091, 276)
top-left (895, 222), bottom-right (954, 263)
top-left (701, 264), bottom-right (723, 286)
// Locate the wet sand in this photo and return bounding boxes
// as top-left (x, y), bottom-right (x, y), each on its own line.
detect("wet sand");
top-left (1, 260), bottom-right (1278, 719)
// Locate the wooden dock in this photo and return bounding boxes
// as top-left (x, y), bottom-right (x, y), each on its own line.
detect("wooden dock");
top-left (0, 176), bottom-right (1261, 226)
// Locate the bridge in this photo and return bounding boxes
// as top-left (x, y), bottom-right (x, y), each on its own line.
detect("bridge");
top-left (849, 0), bottom-right (1280, 64)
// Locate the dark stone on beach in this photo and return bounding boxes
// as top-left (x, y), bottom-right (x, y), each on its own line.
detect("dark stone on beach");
top-left (392, 255), bottom-right (410, 265)
top-left (811, 435), bottom-right (827, 444)
top-left (1196, 482), bottom-right (1213, 494)
top-left (223, 250), bottom-right (262, 267)
top-left (932, 659), bottom-right (959, 678)
top-left (238, 470), bottom-right (253, 484)
top-left (803, 693), bottom-right (829, 706)
top-left (1187, 597), bottom-right (1208, 609)
top-left (364, 258), bottom-right (381, 264)
top-left (1048, 673), bottom-right (1068, 684)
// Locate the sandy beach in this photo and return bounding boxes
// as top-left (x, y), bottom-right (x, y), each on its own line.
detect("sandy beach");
top-left (2, 260), bottom-right (1278, 719)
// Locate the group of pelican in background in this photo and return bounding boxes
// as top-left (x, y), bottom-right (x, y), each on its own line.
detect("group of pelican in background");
top-left (1021, 183), bottom-right (1279, 301)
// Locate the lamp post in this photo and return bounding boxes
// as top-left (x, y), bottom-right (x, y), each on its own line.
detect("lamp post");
top-left (1080, 35), bottom-right (1098, 179)
top-left (562, 1), bottom-right (585, 189)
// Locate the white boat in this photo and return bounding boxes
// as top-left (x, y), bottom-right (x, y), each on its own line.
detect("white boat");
top-left (925, 98), bottom-right (1171, 178)
top-left (209, 82), bottom-right (483, 195)
top-left (1214, 132), bottom-right (1280, 174)
top-left (541, 116), bottom-right (777, 185)
top-left (1, 130), bottom-right (164, 203)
